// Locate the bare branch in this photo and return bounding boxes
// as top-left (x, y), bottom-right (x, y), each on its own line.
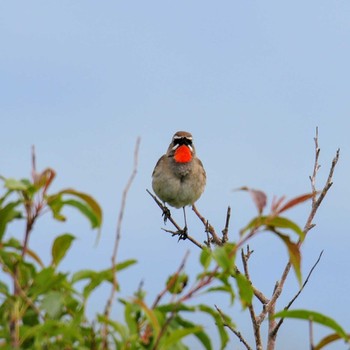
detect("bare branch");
top-left (241, 248), bottom-right (263, 349)
top-left (271, 251), bottom-right (324, 337)
top-left (192, 204), bottom-right (223, 246)
top-left (309, 319), bottom-right (315, 350)
top-left (304, 130), bottom-right (340, 235)
top-left (265, 129), bottom-right (339, 348)
top-left (102, 137), bottom-right (140, 348)
top-left (215, 305), bottom-right (253, 350)
top-left (221, 206), bottom-right (231, 244)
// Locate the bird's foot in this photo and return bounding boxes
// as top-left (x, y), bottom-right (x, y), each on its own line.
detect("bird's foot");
top-left (176, 226), bottom-right (188, 241)
top-left (162, 226), bottom-right (188, 241)
top-left (162, 206), bottom-right (171, 224)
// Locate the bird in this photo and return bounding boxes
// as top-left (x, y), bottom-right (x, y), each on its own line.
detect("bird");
top-left (152, 131), bottom-right (206, 239)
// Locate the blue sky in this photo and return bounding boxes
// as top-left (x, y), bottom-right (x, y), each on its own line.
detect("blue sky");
top-left (1, 1), bottom-right (350, 349)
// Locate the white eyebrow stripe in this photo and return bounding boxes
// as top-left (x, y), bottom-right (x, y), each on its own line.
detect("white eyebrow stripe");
top-left (173, 136), bottom-right (193, 140)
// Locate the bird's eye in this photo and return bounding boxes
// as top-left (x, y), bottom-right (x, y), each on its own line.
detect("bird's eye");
top-left (173, 137), bottom-right (192, 146)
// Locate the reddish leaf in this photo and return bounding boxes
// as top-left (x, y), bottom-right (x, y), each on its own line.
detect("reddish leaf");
top-left (314, 333), bottom-right (350, 350)
top-left (275, 193), bottom-right (315, 214)
top-left (271, 195), bottom-right (286, 213)
top-left (237, 187), bottom-right (267, 214)
top-left (34, 168), bottom-right (56, 193)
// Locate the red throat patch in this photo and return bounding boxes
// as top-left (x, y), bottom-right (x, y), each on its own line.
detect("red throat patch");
top-left (174, 145), bottom-right (192, 163)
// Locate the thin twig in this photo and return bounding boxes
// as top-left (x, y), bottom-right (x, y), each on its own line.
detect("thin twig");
top-left (102, 137), bottom-right (140, 349)
top-left (215, 305), bottom-right (252, 350)
top-left (221, 206), bottom-right (231, 244)
top-left (309, 319), bottom-right (315, 350)
top-left (192, 204), bottom-right (223, 246)
top-left (151, 251), bottom-right (190, 309)
top-left (31, 145), bottom-right (37, 180)
top-left (241, 248), bottom-right (263, 349)
top-left (146, 190), bottom-right (204, 249)
top-left (271, 250), bottom-right (324, 337)
top-left (304, 129), bottom-right (339, 236)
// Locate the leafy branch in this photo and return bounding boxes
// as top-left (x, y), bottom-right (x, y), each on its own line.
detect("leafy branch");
top-left (148, 128), bottom-right (343, 349)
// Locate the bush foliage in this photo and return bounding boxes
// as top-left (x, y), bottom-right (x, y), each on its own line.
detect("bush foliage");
top-left (0, 138), bottom-right (348, 349)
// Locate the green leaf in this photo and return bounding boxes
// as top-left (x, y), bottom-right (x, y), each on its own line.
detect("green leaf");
top-left (0, 189), bottom-right (13, 207)
top-left (161, 327), bottom-right (203, 349)
top-left (235, 273), bottom-right (253, 308)
top-left (241, 216), bottom-right (305, 241)
top-left (97, 314), bottom-right (130, 341)
top-left (198, 304), bottom-right (229, 350)
top-left (4, 178), bottom-right (29, 191)
top-left (22, 319), bottom-right (83, 345)
top-left (59, 189), bottom-right (102, 227)
top-left (175, 316), bottom-right (212, 350)
top-left (29, 267), bottom-right (67, 297)
top-left (46, 194), bottom-right (66, 221)
top-left (71, 259), bottom-right (137, 298)
top-left (0, 200), bottom-right (22, 240)
top-left (157, 304), bottom-right (196, 313)
top-left (274, 309), bottom-right (349, 341)
top-left (205, 284), bottom-right (235, 305)
top-left (64, 199), bottom-right (100, 228)
top-left (72, 259), bottom-right (137, 284)
top-left (166, 273), bottom-right (188, 294)
top-left (41, 291), bottom-right (64, 318)
top-left (47, 189), bottom-right (102, 230)
top-left (274, 232), bottom-right (302, 284)
top-left (134, 299), bottom-right (161, 337)
top-left (267, 216), bottom-right (305, 241)
top-left (200, 247), bottom-right (212, 270)
top-left (2, 237), bottom-right (44, 267)
top-left (51, 234), bottom-right (75, 267)
top-left (124, 302), bottom-right (138, 335)
top-left (212, 243), bottom-right (235, 274)
top-left (115, 259), bottom-right (137, 272)
top-left (0, 280), bottom-right (9, 296)
top-left (206, 285), bottom-right (232, 294)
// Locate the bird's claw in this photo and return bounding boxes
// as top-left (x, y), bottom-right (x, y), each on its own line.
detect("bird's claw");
top-left (162, 206), bottom-right (171, 224)
top-left (162, 226), bottom-right (188, 241)
top-left (176, 226), bottom-right (188, 241)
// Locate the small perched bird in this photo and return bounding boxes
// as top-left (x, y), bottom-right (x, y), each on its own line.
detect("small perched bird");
top-left (152, 131), bottom-right (206, 238)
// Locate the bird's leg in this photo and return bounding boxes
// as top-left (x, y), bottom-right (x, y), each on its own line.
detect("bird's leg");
top-left (177, 207), bottom-right (188, 241)
top-left (162, 203), bottom-right (171, 224)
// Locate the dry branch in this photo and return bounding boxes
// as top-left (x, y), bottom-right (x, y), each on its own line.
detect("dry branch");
top-left (102, 137), bottom-right (140, 349)
top-left (221, 206), bottom-right (231, 244)
top-left (270, 250), bottom-right (324, 338)
top-left (215, 305), bottom-right (253, 350)
top-left (265, 129), bottom-right (339, 349)
top-left (192, 204), bottom-right (223, 246)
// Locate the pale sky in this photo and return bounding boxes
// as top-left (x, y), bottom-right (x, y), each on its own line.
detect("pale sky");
top-left (1, 1), bottom-right (350, 349)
